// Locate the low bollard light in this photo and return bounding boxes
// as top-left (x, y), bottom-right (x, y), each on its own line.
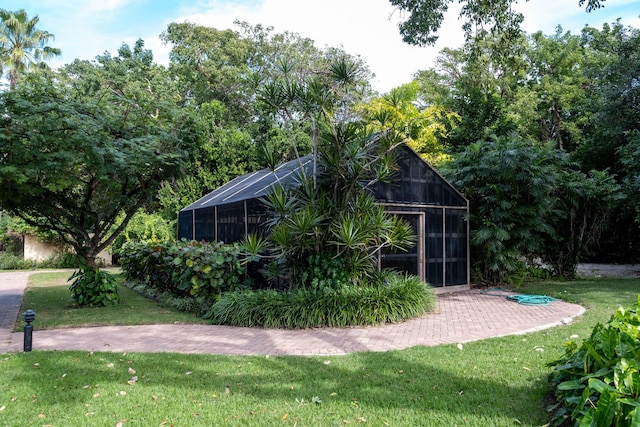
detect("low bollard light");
top-left (23, 309), bottom-right (36, 352)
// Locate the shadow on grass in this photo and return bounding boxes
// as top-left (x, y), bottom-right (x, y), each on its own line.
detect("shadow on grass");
top-left (5, 342), bottom-right (550, 425)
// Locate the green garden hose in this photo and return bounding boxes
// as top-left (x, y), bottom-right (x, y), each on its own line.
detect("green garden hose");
top-left (480, 287), bottom-right (558, 306)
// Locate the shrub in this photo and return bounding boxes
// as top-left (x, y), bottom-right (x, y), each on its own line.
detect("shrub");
top-left (547, 295), bottom-right (640, 426)
top-left (169, 239), bottom-right (246, 305)
top-left (0, 251), bottom-right (84, 270)
top-left (118, 241), bottom-right (175, 293)
top-left (443, 136), bottom-right (565, 284)
top-left (68, 266), bottom-right (120, 307)
top-left (110, 209), bottom-right (175, 255)
top-left (38, 252), bottom-right (82, 269)
top-left (119, 239), bottom-right (246, 309)
top-left (207, 273), bottom-right (435, 328)
top-left (0, 252), bottom-right (32, 270)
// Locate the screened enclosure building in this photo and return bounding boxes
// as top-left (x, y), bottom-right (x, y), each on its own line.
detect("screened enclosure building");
top-left (178, 144), bottom-right (470, 292)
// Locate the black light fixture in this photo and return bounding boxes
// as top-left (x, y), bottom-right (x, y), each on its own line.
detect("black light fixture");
top-left (22, 309), bottom-right (36, 352)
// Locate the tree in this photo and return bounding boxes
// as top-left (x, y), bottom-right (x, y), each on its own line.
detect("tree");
top-left (414, 40), bottom-right (526, 148)
top-left (389, 0), bottom-right (607, 47)
top-left (544, 169), bottom-right (622, 277)
top-left (574, 23), bottom-right (640, 261)
top-left (0, 8), bottom-right (61, 90)
top-left (244, 55), bottom-right (413, 288)
top-left (443, 135), bottom-right (566, 283)
top-left (358, 81), bottom-right (457, 165)
top-left (524, 28), bottom-right (590, 151)
top-left (247, 123), bottom-right (415, 288)
top-left (158, 21), bottom-right (374, 219)
top-left (0, 40), bottom-right (196, 268)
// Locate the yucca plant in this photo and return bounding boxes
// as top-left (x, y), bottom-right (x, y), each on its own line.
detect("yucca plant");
top-left (243, 122), bottom-right (415, 288)
top-left (248, 56), bottom-right (416, 289)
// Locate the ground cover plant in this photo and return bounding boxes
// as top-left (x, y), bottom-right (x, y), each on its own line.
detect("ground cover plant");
top-left (2, 276), bottom-right (639, 425)
top-left (119, 240), bottom-right (434, 327)
top-left (209, 274), bottom-right (435, 328)
top-left (14, 272), bottom-right (204, 331)
top-left (547, 295), bottom-right (640, 426)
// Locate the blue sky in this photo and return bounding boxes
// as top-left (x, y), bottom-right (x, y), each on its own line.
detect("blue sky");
top-left (3, 0), bottom-right (639, 93)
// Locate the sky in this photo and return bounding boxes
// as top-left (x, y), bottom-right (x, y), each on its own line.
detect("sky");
top-left (3, 0), bottom-right (639, 94)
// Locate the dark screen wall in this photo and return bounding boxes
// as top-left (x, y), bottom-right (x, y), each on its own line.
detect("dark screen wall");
top-left (178, 144), bottom-right (469, 288)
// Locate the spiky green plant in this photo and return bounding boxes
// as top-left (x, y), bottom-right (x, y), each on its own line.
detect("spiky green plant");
top-left (245, 123), bottom-right (415, 288)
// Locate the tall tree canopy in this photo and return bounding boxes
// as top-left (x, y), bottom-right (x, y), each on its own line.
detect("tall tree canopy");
top-left (0, 8), bottom-right (61, 89)
top-left (389, 0), bottom-right (607, 46)
top-left (0, 40), bottom-right (196, 267)
top-left (157, 22), bottom-right (374, 217)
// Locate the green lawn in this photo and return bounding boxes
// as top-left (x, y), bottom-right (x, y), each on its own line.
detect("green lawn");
top-left (1, 275), bottom-right (639, 426)
top-left (14, 271), bottom-right (204, 331)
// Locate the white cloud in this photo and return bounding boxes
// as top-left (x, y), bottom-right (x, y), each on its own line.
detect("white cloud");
top-left (86, 0), bottom-right (132, 13)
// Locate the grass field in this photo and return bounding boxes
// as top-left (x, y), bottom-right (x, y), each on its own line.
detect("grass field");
top-left (1, 273), bottom-right (639, 426)
top-left (13, 271), bottom-right (204, 331)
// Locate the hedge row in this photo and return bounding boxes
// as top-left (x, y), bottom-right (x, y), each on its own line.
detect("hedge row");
top-left (118, 240), bottom-right (246, 309)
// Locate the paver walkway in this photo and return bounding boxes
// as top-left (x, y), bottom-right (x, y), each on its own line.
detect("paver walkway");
top-left (1, 270), bottom-right (585, 356)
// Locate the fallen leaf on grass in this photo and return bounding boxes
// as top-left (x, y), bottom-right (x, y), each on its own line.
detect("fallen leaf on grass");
top-left (128, 368), bottom-right (136, 375)
top-left (106, 363), bottom-right (114, 368)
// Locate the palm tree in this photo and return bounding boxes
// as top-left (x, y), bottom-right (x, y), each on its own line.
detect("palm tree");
top-left (0, 9), bottom-right (61, 90)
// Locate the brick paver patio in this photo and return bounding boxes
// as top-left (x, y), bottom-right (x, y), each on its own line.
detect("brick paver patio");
top-left (1, 270), bottom-right (584, 355)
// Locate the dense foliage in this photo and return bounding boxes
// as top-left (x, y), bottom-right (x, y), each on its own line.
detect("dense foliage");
top-left (207, 274), bottom-right (435, 328)
top-left (68, 266), bottom-right (120, 307)
top-left (443, 136), bottom-right (563, 282)
top-left (548, 296), bottom-right (640, 426)
top-left (2, 5), bottom-right (639, 291)
top-left (118, 239), bottom-right (434, 328)
top-left (0, 40), bottom-right (196, 268)
top-left (444, 135), bottom-right (621, 281)
top-left (118, 240), bottom-right (246, 313)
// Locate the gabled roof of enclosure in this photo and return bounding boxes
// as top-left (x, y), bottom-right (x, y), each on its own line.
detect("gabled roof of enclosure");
top-left (181, 155), bottom-right (314, 211)
top-left (180, 144), bottom-right (468, 212)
